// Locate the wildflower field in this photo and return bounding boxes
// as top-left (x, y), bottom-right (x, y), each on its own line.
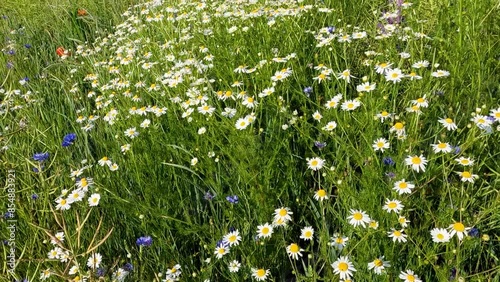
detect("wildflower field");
top-left (1, 0), bottom-right (499, 281)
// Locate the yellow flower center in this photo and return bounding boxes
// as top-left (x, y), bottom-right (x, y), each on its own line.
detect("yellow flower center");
top-left (171, 267), bottom-right (177, 273)
top-left (394, 122), bottom-right (404, 130)
top-left (60, 199), bottom-right (67, 205)
top-left (380, 63), bottom-right (387, 68)
top-left (317, 189), bottom-right (326, 197)
top-left (478, 118), bottom-right (485, 124)
top-left (393, 231), bottom-right (401, 237)
top-left (247, 97), bottom-right (254, 103)
top-left (461, 171), bottom-right (471, 178)
top-left (347, 103), bottom-right (354, 109)
top-left (304, 231), bottom-right (312, 238)
top-left (218, 248), bottom-right (225, 254)
top-left (256, 269), bottom-right (266, 277)
top-left (289, 243), bottom-right (299, 253)
top-left (377, 142), bottom-right (384, 148)
top-left (407, 275), bottom-right (415, 281)
top-left (437, 234), bottom-right (444, 240)
top-left (453, 222), bottom-right (465, 232)
top-left (338, 262), bottom-right (349, 271)
top-left (336, 237), bottom-right (343, 244)
top-left (399, 182), bottom-right (407, 189)
top-left (279, 209), bottom-right (288, 217)
top-left (262, 227), bottom-right (269, 234)
top-left (311, 160), bottom-right (318, 166)
top-left (387, 202), bottom-right (397, 209)
top-left (417, 98), bottom-right (425, 103)
top-left (228, 235), bottom-right (237, 242)
top-left (381, 111), bottom-right (388, 116)
top-left (353, 212), bottom-right (363, 220)
top-left (438, 143), bottom-right (447, 149)
top-left (391, 73), bottom-right (399, 78)
top-left (411, 157), bottom-right (421, 164)
top-left (374, 259), bottom-right (383, 267)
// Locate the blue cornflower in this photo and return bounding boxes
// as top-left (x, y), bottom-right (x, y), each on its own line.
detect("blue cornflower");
top-left (33, 152), bottom-right (49, 162)
top-left (7, 49), bottom-right (15, 55)
top-left (31, 193), bottom-right (39, 200)
top-left (385, 172), bottom-right (396, 179)
top-left (327, 26), bottom-right (335, 33)
top-left (303, 86), bottom-right (313, 96)
top-left (204, 191), bottom-right (215, 201)
top-left (434, 89), bottom-right (445, 96)
top-left (449, 268), bottom-right (457, 280)
top-left (468, 227), bottom-right (480, 238)
top-left (216, 239), bottom-right (228, 248)
top-left (62, 133), bottom-right (76, 147)
top-left (123, 262), bottom-right (134, 272)
top-left (226, 195), bottom-right (239, 204)
top-left (452, 145), bottom-right (461, 154)
top-left (3, 211), bottom-right (14, 219)
top-left (314, 141), bottom-right (326, 149)
top-left (6, 61), bottom-right (13, 69)
top-left (96, 267), bottom-right (106, 277)
top-left (33, 166), bottom-right (45, 173)
top-left (24, 44), bottom-right (32, 49)
top-left (136, 236), bottom-right (152, 247)
top-left (382, 157), bottom-right (395, 166)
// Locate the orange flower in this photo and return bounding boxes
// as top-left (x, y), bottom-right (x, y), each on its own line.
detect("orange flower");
top-left (56, 47), bottom-right (65, 57)
top-left (77, 9), bottom-right (87, 16)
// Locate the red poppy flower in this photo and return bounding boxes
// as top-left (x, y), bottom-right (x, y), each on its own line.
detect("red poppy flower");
top-left (56, 47), bottom-right (65, 57)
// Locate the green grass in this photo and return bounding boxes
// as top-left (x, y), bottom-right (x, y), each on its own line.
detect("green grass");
top-left (1, 0), bottom-right (499, 281)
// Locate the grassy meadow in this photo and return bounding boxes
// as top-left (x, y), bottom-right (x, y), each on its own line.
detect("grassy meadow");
top-left (1, 0), bottom-right (499, 281)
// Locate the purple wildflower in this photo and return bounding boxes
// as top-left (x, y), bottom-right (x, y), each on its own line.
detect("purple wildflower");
top-left (314, 141), bottom-right (326, 149)
top-left (383, 157), bottom-right (395, 166)
top-left (62, 133), bottom-right (76, 147)
top-left (136, 236), bottom-right (153, 247)
top-left (226, 195), bottom-right (239, 204)
top-left (33, 152), bottom-right (49, 162)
